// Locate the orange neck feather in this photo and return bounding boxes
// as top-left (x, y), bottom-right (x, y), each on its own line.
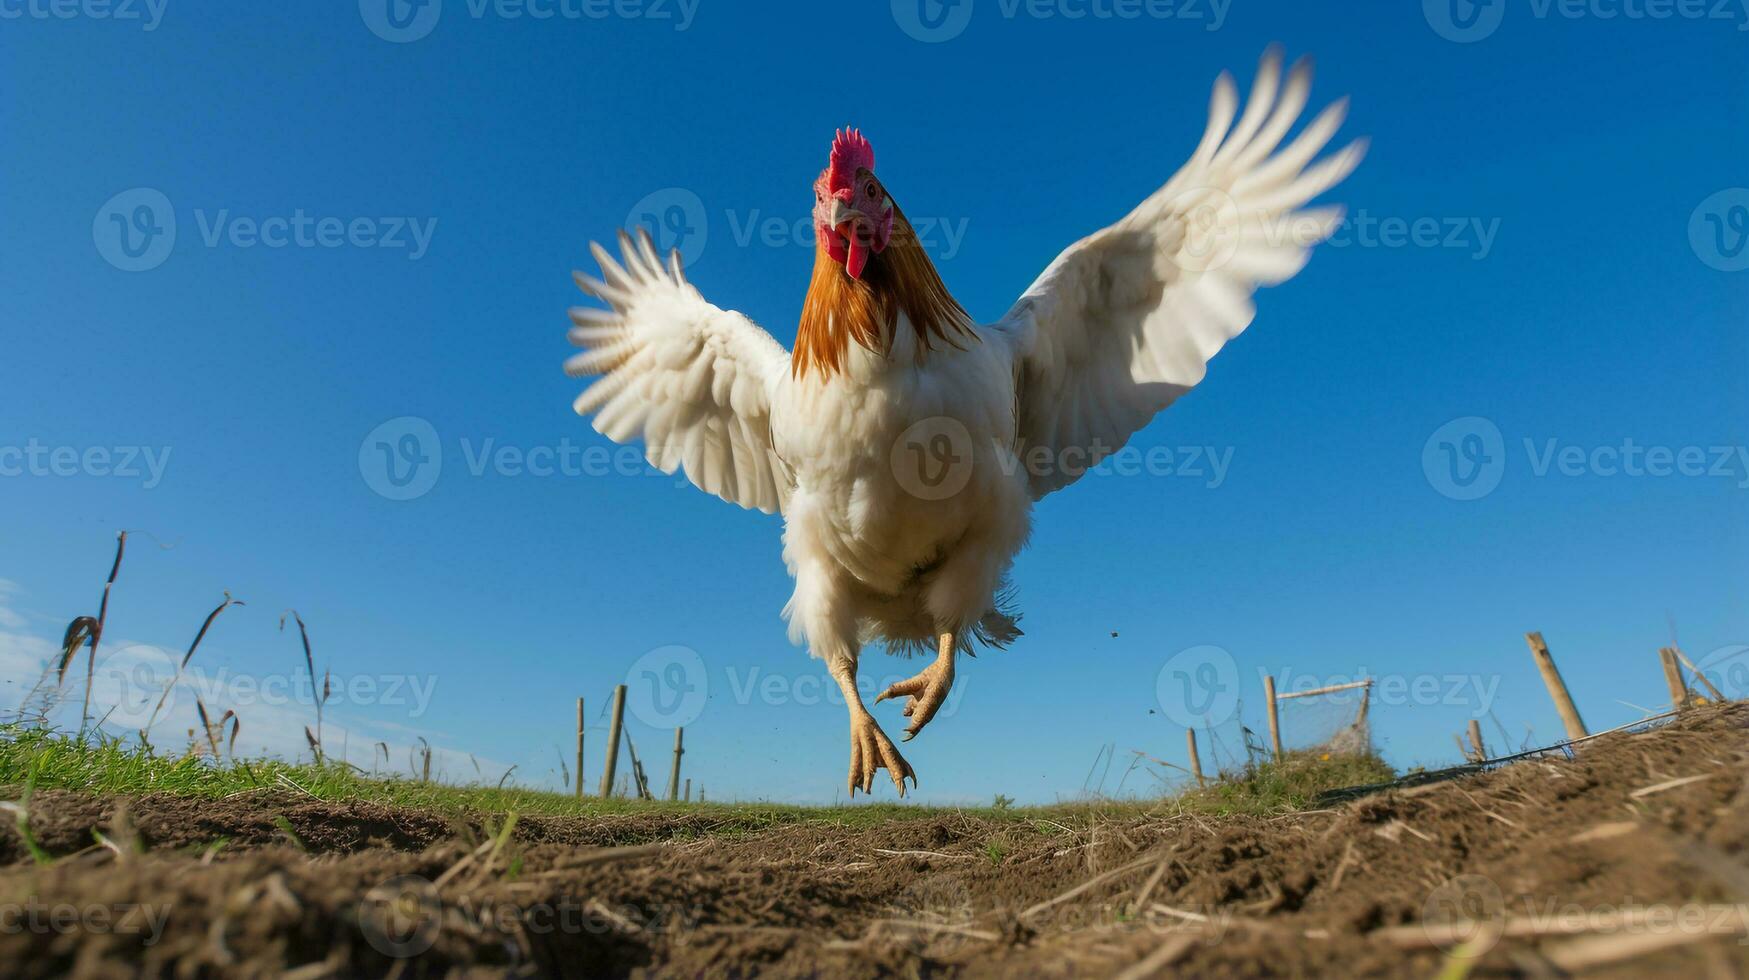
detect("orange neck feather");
top-left (793, 205), bottom-right (973, 380)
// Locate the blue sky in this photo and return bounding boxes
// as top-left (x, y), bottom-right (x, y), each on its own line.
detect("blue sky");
top-left (1, 2), bottom-right (1744, 803)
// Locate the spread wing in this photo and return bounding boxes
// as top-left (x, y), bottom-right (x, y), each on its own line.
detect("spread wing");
top-left (565, 231), bottom-right (792, 514)
top-left (992, 49), bottom-right (1365, 498)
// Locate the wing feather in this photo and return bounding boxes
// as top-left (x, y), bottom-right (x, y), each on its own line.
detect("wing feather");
top-left (992, 50), bottom-right (1362, 498)
top-left (565, 232), bottom-right (792, 514)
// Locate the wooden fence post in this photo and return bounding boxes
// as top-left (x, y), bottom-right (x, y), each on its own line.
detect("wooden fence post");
top-left (624, 728), bottom-right (652, 800)
top-left (1668, 646), bottom-right (1725, 702)
top-left (1264, 675), bottom-right (1284, 760)
top-left (1525, 632), bottom-right (1588, 741)
top-left (1659, 648), bottom-right (1688, 709)
top-left (1186, 729), bottom-right (1206, 787)
top-left (599, 684), bottom-right (626, 797)
top-left (667, 728), bottom-right (684, 801)
top-left (575, 697), bottom-right (586, 798)
top-left (684, 778), bottom-right (691, 802)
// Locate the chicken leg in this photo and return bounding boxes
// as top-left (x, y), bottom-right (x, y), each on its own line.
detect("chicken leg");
top-left (832, 657), bottom-right (916, 797)
top-left (876, 631), bottom-right (956, 741)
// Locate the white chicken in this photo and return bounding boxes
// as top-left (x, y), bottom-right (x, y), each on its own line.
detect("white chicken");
top-left (565, 49), bottom-right (1364, 796)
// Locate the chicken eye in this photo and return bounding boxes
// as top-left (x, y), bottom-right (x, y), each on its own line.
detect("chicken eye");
top-left (866, 182), bottom-right (879, 199)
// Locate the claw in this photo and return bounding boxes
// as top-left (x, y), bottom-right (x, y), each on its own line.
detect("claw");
top-left (875, 673), bottom-right (928, 705)
top-left (878, 654), bottom-right (956, 741)
top-left (847, 709), bottom-right (915, 798)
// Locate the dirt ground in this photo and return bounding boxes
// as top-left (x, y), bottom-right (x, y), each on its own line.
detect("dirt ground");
top-left (2, 703), bottom-right (1747, 978)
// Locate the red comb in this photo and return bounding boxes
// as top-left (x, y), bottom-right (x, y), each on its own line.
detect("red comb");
top-left (827, 128), bottom-right (875, 193)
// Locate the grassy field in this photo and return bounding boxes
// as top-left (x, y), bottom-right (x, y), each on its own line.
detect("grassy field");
top-left (0, 723), bottom-right (1393, 829)
top-left (6, 707), bottom-right (1741, 977)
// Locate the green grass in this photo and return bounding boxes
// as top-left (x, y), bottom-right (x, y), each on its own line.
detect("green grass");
top-left (1176, 748), bottom-right (1396, 816)
top-left (0, 725), bottom-right (1394, 831)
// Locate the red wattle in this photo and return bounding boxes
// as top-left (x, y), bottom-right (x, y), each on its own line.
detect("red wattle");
top-left (846, 236), bottom-right (869, 279)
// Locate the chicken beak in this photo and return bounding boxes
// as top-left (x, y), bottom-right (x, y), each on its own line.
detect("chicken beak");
top-left (829, 197), bottom-right (873, 279)
top-left (829, 198), bottom-right (861, 234)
